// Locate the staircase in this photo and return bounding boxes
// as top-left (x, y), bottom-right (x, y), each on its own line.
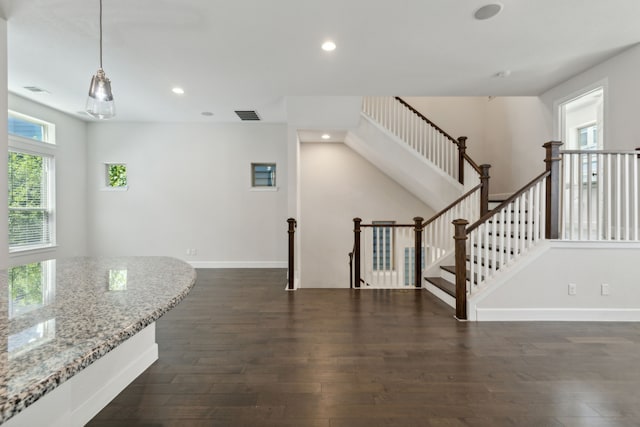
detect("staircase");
top-left (346, 97), bottom-right (486, 210)
top-left (341, 97), bottom-right (640, 321)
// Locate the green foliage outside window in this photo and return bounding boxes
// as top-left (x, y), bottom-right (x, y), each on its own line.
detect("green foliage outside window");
top-left (108, 164), bottom-right (127, 187)
top-left (8, 152), bottom-right (49, 247)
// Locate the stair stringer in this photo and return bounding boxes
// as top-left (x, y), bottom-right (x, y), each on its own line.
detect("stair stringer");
top-left (466, 241), bottom-right (552, 321)
top-left (345, 113), bottom-right (464, 211)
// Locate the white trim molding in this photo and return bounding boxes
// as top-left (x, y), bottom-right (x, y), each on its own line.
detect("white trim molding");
top-left (476, 308), bottom-right (640, 322)
top-left (188, 261), bottom-right (287, 269)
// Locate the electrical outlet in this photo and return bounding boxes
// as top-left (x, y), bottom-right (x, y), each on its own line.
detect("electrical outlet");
top-left (192, 249), bottom-right (197, 256)
top-left (601, 283), bottom-right (610, 296)
top-left (568, 283), bottom-right (577, 296)
top-left (186, 249), bottom-right (191, 255)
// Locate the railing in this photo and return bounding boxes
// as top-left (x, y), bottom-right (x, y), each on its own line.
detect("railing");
top-left (453, 171), bottom-right (549, 318)
top-left (423, 184), bottom-right (482, 266)
top-left (560, 150), bottom-right (639, 240)
top-left (352, 217), bottom-right (424, 288)
top-left (350, 186), bottom-right (482, 290)
top-left (362, 96), bottom-right (482, 185)
top-left (450, 142), bottom-right (563, 319)
top-left (287, 218), bottom-right (296, 290)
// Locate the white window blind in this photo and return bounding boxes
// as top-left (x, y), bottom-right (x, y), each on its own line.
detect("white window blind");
top-left (8, 151), bottom-right (54, 251)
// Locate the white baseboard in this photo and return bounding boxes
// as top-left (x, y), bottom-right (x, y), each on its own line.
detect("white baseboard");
top-left (475, 308), bottom-right (640, 322)
top-left (188, 261), bottom-right (287, 269)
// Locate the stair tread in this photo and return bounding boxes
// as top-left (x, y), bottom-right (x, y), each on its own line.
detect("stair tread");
top-left (424, 276), bottom-right (455, 297)
top-left (441, 265), bottom-right (483, 282)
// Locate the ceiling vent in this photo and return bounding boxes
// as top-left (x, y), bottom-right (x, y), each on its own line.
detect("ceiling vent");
top-left (23, 86), bottom-right (49, 93)
top-left (235, 110), bottom-right (260, 121)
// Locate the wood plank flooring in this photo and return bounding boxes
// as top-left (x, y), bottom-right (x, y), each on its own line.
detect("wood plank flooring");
top-left (88, 269), bottom-right (640, 426)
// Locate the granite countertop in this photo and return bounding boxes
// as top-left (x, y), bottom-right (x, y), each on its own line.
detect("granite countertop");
top-left (0, 256), bottom-right (196, 424)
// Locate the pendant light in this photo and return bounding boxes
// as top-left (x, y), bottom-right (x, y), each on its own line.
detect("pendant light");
top-left (86, 0), bottom-right (115, 119)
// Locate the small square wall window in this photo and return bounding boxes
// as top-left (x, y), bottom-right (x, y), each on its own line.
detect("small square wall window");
top-left (105, 163), bottom-right (128, 189)
top-left (251, 163), bottom-right (276, 188)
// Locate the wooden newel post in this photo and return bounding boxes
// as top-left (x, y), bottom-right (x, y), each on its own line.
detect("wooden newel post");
top-left (543, 141), bottom-right (563, 239)
top-left (452, 219), bottom-right (469, 320)
top-left (457, 136), bottom-right (467, 185)
top-left (353, 218), bottom-right (362, 289)
top-left (413, 217), bottom-right (424, 288)
top-left (480, 164), bottom-right (491, 216)
top-left (287, 218), bottom-right (297, 290)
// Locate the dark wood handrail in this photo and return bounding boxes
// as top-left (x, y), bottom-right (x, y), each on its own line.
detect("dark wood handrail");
top-left (394, 97), bottom-right (459, 145)
top-left (466, 170), bottom-right (550, 234)
top-left (463, 153), bottom-right (482, 175)
top-left (423, 184), bottom-right (483, 228)
top-left (360, 223), bottom-right (415, 228)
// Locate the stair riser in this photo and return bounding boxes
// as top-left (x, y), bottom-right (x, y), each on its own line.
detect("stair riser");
top-left (440, 268), bottom-right (455, 283)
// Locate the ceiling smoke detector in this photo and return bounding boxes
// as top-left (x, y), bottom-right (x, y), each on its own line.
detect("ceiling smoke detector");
top-left (474, 3), bottom-right (503, 20)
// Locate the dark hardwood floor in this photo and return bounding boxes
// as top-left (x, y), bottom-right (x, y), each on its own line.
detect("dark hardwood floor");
top-left (88, 269), bottom-right (640, 426)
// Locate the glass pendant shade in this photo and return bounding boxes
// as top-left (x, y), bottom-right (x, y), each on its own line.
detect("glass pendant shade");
top-left (86, 68), bottom-right (115, 119)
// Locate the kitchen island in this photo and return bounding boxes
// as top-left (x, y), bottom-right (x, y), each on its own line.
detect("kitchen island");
top-left (0, 256), bottom-right (196, 426)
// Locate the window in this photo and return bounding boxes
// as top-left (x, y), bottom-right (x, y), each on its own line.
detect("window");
top-left (372, 221), bottom-right (394, 271)
top-left (577, 123), bottom-right (598, 184)
top-left (404, 247), bottom-right (425, 286)
top-left (251, 163), bottom-right (276, 188)
top-left (105, 163), bottom-right (128, 189)
top-left (8, 111), bottom-right (55, 144)
top-left (8, 151), bottom-right (54, 251)
top-left (577, 123), bottom-right (598, 150)
top-left (558, 86), bottom-right (604, 150)
top-left (7, 111), bottom-right (56, 253)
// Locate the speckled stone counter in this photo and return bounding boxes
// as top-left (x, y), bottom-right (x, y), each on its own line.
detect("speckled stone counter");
top-left (0, 256), bottom-right (196, 425)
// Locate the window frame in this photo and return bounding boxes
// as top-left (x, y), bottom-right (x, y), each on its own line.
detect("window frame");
top-left (8, 110), bottom-right (56, 145)
top-left (8, 114), bottom-right (57, 255)
top-left (372, 221), bottom-right (395, 271)
top-left (251, 162), bottom-right (278, 190)
top-left (103, 162), bottom-right (129, 191)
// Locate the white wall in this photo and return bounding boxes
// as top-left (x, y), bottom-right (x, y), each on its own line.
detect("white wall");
top-left (87, 122), bottom-right (288, 267)
top-left (472, 242), bottom-right (640, 321)
top-left (300, 142), bottom-right (435, 288)
top-left (8, 94), bottom-right (88, 266)
top-left (542, 43), bottom-right (640, 151)
top-left (0, 19), bottom-right (7, 269)
top-left (484, 97), bottom-right (551, 194)
top-left (402, 96), bottom-right (551, 196)
top-left (401, 96), bottom-right (486, 161)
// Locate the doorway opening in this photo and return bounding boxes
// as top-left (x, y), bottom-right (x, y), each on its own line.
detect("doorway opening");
top-left (559, 87), bottom-right (604, 150)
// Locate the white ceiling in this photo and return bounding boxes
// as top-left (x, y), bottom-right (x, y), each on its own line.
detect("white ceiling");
top-left (1, 0), bottom-right (639, 123)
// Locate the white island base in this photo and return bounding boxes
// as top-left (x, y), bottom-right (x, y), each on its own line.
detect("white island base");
top-left (5, 323), bottom-right (158, 427)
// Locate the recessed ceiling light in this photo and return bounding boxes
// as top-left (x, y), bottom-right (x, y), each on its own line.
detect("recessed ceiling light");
top-left (201, 111), bottom-right (214, 116)
top-left (474, 3), bottom-right (503, 20)
top-left (321, 134), bottom-right (331, 140)
top-left (321, 41), bottom-right (336, 52)
top-left (172, 87), bottom-right (185, 95)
